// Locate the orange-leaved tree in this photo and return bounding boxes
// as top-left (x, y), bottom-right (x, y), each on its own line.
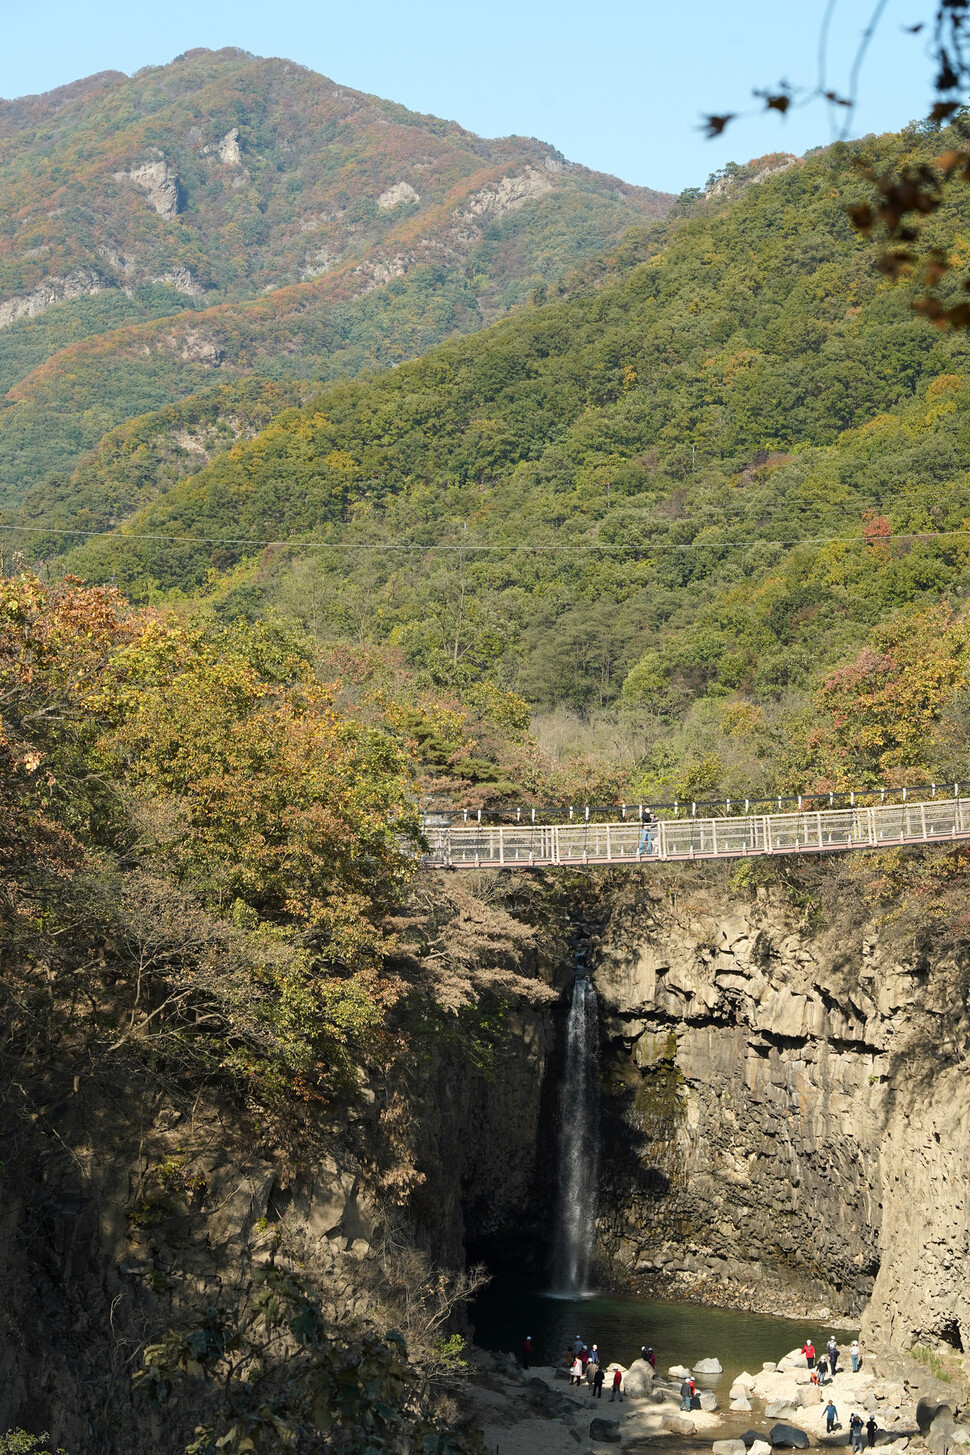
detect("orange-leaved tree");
top-left (0, 572), bottom-right (138, 913)
top-left (783, 604), bottom-right (970, 791)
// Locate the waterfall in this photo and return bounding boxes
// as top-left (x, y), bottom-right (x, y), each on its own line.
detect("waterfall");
top-left (551, 973), bottom-right (600, 1296)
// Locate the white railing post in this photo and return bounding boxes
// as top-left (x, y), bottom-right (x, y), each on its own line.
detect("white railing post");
top-left (499, 829), bottom-right (505, 866)
top-left (920, 804), bottom-right (928, 841)
top-left (606, 823), bottom-right (612, 861)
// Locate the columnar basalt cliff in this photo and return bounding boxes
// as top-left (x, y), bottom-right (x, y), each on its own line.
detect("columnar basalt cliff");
top-left (589, 866), bottom-right (970, 1351)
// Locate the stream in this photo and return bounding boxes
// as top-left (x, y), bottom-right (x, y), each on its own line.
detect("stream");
top-left (470, 1282), bottom-right (858, 1387)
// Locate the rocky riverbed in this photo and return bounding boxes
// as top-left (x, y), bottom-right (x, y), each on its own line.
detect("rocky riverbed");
top-left (463, 1342), bottom-right (961, 1455)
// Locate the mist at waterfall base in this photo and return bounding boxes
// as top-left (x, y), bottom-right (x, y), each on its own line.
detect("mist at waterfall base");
top-left (470, 1284), bottom-right (857, 1388)
top-left (551, 973), bottom-right (599, 1296)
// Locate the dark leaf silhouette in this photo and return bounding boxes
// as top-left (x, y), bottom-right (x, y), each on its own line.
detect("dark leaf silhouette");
top-left (700, 113), bottom-right (735, 138)
top-left (930, 100), bottom-right (961, 120)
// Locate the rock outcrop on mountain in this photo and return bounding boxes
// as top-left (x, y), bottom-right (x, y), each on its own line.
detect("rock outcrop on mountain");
top-left (590, 867), bottom-right (970, 1351)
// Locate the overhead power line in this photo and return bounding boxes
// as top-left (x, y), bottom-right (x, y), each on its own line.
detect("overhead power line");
top-left (3, 522), bottom-right (970, 554)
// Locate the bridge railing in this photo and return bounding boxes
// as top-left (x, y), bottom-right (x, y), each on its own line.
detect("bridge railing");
top-left (421, 795), bottom-right (970, 869)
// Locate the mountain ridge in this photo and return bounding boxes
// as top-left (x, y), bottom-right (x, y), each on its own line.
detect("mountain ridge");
top-left (0, 47), bottom-right (671, 500)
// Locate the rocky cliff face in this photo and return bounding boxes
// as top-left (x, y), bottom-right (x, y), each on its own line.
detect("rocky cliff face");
top-left (0, 993), bottom-right (562, 1452)
top-left (590, 867), bottom-right (970, 1351)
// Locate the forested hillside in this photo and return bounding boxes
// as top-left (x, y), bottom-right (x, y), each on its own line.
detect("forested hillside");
top-left (49, 119), bottom-right (970, 802)
top-left (0, 48), bottom-right (670, 499)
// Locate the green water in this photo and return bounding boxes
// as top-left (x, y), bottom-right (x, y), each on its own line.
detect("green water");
top-left (471, 1281), bottom-right (857, 1386)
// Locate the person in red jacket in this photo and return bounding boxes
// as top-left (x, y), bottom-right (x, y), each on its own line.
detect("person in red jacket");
top-left (802, 1339), bottom-right (816, 1369)
top-left (522, 1335), bottom-right (533, 1368)
top-left (611, 1366), bottom-right (624, 1403)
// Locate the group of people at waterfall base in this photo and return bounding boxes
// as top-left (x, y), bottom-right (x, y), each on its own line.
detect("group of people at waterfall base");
top-left (804, 1338), bottom-right (876, 1449)
top-left (522, 1330), bottom-right (876, 1440)
top-left (522, 1334), bottom-right (656, 1401)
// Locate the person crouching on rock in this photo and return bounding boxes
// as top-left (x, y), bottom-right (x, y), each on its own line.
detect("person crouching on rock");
top-left (593, 1364), bottom-right (605, 1399)
top-left (611, 1366), bottom-right (624, 1403)
top-left (825, 1399), bottom-right (839, 1434)
top-left (570, 1354), bottom-right (584, 1386)
top-left (680, 1376), bottom-right (693, 1411)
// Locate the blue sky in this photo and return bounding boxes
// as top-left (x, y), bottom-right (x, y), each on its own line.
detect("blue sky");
top-left (0, 0), bottom-right (938, 193)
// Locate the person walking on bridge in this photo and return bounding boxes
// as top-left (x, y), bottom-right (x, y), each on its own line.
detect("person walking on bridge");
top-left (638, 810), bottom-right (655, 855)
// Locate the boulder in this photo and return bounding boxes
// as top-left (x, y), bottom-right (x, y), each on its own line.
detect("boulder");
top-left (750, 1443), bottom-right (772, 1455)
top-left (779, 1351), bottom-right (810, 1370)
top-left (664, 1414), bottom-right (697, 1435)
top-left (927, 1408), bottom-right (958, 1455)
top-left (731, 1398), bottom-right (754, 1413)
top-left (770, 1424), bottom-right (811, 1449)
top-left (713, 1442), bottom-right (748, 1455)
top-left (767, 1401), bottom-right (800, 1419)
top-left (764, 1362), bottom-right (779, 1372)
top-left (734, 1371), bottom-right (757, 1389)
top-left (741, 1432), bottom-right (767, 1446)
top-left (623, 1359), bottom-right (656, 1398)
top-left (589, 1418), bottom-right (622, 1444)
top-left (951, 1432), bottom-right (969, 1447)
top-left (699, 1390), bottom-right (718, 1412)
top-left (797, 1386), bottom-right (822, 1407)
top-left (670, 1364), bottom-right (691, 1379)
top-left (919, 1403), bottom-right (953, 1436)
top-left (695, 1358), bottom-right (724, 1375)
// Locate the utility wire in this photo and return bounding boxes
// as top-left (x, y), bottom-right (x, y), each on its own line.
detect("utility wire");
top-left (2, 522), bottom-right (970, 553)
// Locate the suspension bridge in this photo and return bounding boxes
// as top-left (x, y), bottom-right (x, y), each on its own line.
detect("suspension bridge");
top-left (420, 791), bottom-right (970, 870)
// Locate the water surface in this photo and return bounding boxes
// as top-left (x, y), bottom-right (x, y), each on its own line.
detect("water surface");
top-left (471, 1281), bottom-right (857, 1386)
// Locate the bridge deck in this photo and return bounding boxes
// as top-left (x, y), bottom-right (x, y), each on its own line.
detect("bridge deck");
top-left (422, 797), bottom-right (970, 869)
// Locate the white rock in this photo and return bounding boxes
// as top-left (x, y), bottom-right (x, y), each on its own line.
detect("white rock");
top-left (664, 1414), bottom-right (696, 1435)
top-left (731, 1398), bottom-right (753, 1412)
top-left (699, 1390), bottom-right (718, 1412)
top-left (764, 1362), bottom-right (779, 1372)
top-left (713, 1441), bottom-right (747, 1455)
top-left (377, 181), bottom-right (420, 209)
top-left (735, 1372), bottom-right (757, 1389)
top-left (751, 1442), bottom-right (772, 1455)
top-left (695, 1358), bottom-right (724, 1375)
top-left (669, 1365), bottom-right (691, 1379)
top-left (623, 1360), bottom-right (656, 1398)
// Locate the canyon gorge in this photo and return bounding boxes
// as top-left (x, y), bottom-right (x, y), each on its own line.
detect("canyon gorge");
top-left (2, 854), bottom-right (967, 1451)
